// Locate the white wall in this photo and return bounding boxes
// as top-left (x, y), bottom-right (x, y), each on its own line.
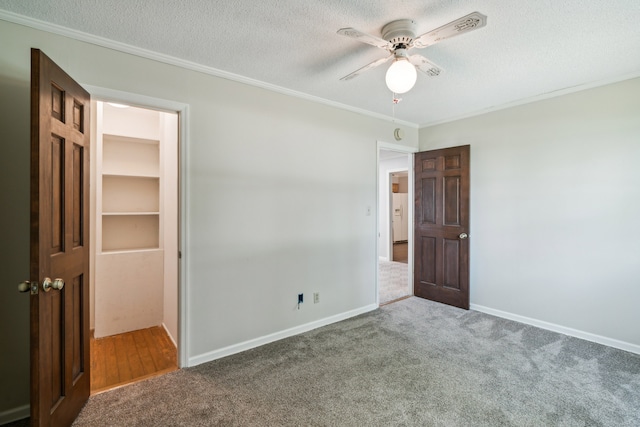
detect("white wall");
top-left (0, 18), bottom-right (418, 420)
top-left (378, 155), bottom-right (409, 260)
top-left (161, 111), bottom-right (179, 344)
top-left (419, 77), bottom-right (640, 350)
top-left (393, 175), bottom-right (408, 193)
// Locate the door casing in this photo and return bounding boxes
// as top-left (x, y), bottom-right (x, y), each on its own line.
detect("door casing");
top-left (83, 85), bottom-right (190, 368)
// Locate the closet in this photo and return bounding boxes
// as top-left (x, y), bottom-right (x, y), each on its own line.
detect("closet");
top-left (92, 102), bottom-right (178, 343)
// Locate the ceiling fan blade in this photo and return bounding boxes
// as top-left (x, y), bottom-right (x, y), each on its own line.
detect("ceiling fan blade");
top-left (409, 55), bottom-right (444, 77)
top-left (337, 27), bottom-right (392, 50)
top-left (412, 12), bottom-right (487, 49)
top-left (340, 54), bottom-right (394, 81)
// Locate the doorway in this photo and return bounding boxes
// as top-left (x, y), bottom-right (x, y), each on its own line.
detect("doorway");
top-left (377, 143), bottom-right (416, 305)
top-left (89, 100), bottom-right (180, 393)
top-left (390, 171), bottom-right (409, 263)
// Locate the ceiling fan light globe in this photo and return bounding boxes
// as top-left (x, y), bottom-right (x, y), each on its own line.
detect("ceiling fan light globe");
top-left (385, 59), bottom-right (417, 94)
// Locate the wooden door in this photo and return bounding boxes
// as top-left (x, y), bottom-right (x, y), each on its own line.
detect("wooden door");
top-left (414, 145), bottom-right (470, 309)
top-left (30, 49), bottom-right (91, 426)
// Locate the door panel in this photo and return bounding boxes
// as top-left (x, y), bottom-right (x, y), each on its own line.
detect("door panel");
top-left (414, 145), bottom-right (470, 309)
top-left (420, 177), bottom-right (437, 224)
top-left (51, 136), bottom-right (64, 252)
top-left (443, 238), bottom-right (461, 289)
top-left (72, 144), bottom-right (84, 247)
top-left (419, 236), bottom-right (437, 284)
top-left (31, 48), bottom-right (91, 426)
top-left (443, 176), bottom-right (461, 225)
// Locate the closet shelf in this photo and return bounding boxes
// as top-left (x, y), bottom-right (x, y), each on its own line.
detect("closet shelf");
top-left (101, 247), bottom-right (163, 255)
top-left (102, 133), bottom-right (159, 145)
top-left (102, 212), bottom-right (160, 216)
top-left (102, 173), bottom-right (160, 179)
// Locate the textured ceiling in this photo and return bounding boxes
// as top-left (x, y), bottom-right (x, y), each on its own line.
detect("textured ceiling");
top-left (1, 0), bottom-right (639, 126)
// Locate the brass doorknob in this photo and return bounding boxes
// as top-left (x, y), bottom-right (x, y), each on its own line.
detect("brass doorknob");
top-left (459, 233), bottom-right (468, 239)
top-left (42, 277), bottom-right (64, 292)
top-left (53, 278), bottom-right (64, 290)
top-left (18, 280), bottom-right (39, 294)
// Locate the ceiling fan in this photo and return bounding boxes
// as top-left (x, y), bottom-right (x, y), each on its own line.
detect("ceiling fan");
top-left (337, 12), bottom-right (487, 94)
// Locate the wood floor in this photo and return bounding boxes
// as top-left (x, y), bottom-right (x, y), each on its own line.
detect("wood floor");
top-left (90, 326), bottom-right (177, 394)
top-left (393, 242), bottom-right (408, 263)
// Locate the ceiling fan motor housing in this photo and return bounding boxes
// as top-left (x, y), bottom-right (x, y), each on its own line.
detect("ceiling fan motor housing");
top-left (382, 19), bottom-right (417, 48)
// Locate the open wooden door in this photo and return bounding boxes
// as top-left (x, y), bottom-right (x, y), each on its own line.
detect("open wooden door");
top-left (414, 145), bottom-right (470, 309)
top-left (29, 48), bottom-right (91, 426)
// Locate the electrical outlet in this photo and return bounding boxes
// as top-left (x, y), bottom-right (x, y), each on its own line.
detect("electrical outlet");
top-left (313, 292), bottom-right (320, 304)
top-left (298, 293), bottom-right (303, 304)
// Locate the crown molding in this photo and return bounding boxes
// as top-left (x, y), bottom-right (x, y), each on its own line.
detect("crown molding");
top-left (0, 9), bottom-right (418, 128)
top-left (419, 70), bottom-right (640, 129)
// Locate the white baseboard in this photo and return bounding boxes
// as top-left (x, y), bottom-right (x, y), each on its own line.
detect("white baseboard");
top-left (470, 303), bottom-right (640, 355)
top-left (379, 256), bottom-right (389, 262)
top-left (188, 304), bottom-right (378, 367)
top-left (162, 322), bottom-right (177, 348)
top-left (0, 404), bottom-right (29, 425)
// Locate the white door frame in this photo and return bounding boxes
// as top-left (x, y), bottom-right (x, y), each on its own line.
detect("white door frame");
top-left (377, 141), bottom-right (417, 306)
top-left (82, 84), bottom-right (190, 368)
